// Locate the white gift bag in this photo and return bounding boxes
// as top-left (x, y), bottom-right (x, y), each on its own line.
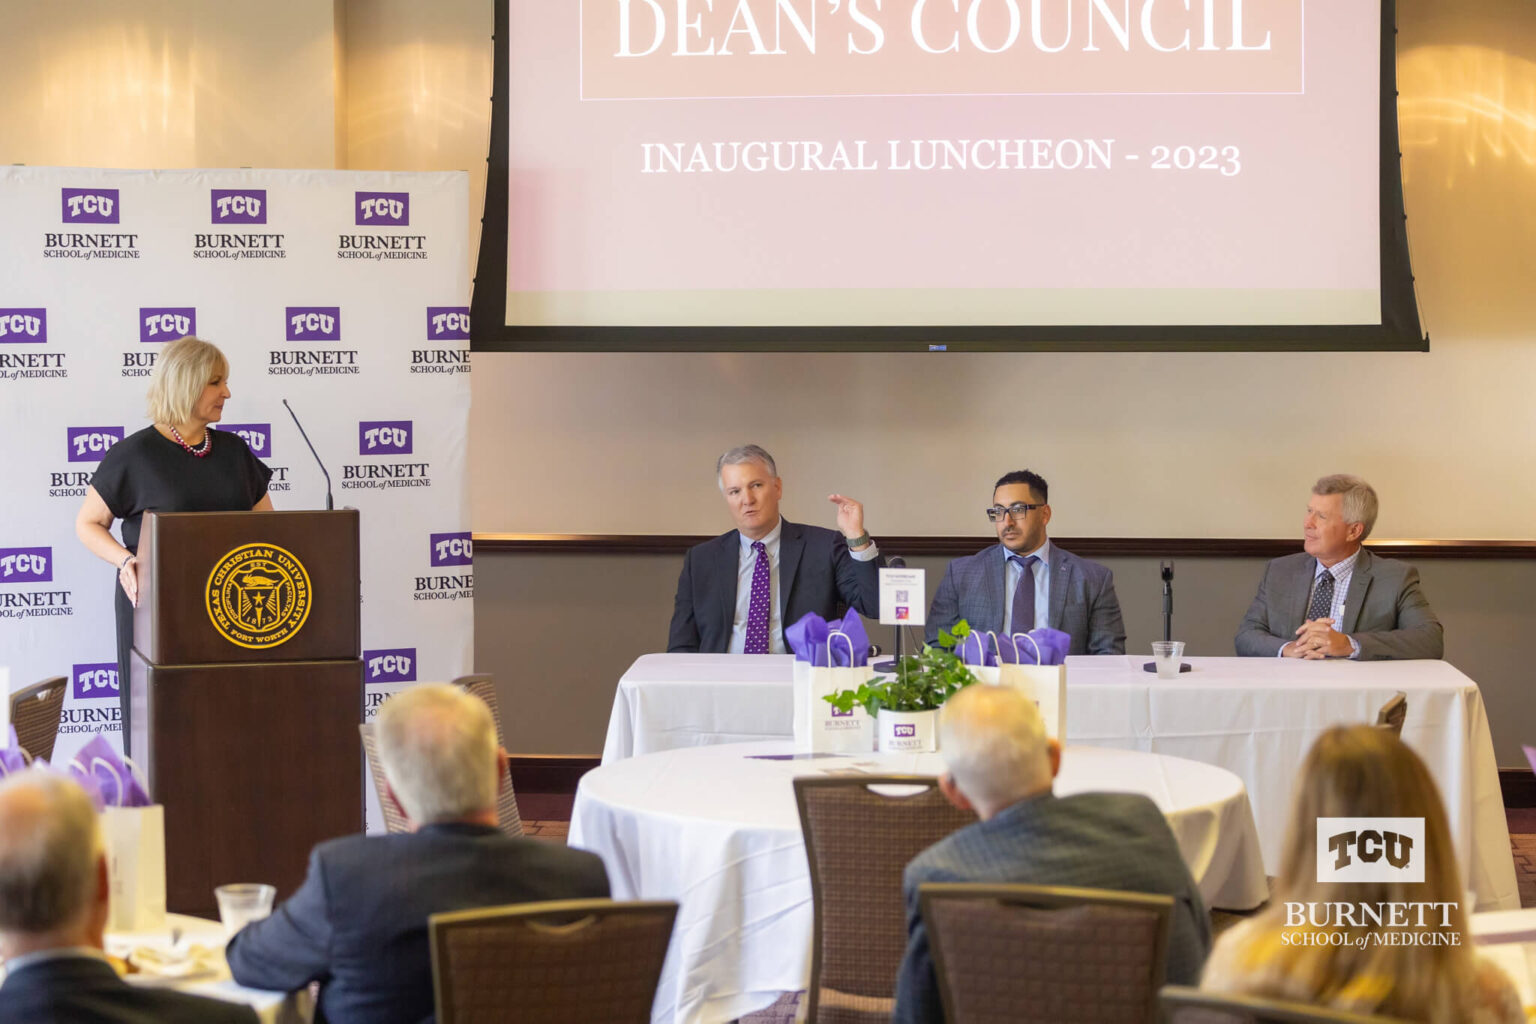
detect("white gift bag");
top-left (792, 630), bottom-right (875, 754)
top-left (972, 632), bottom-right (1068, 742)
top-left (92, 758), bottom-right (167, 933)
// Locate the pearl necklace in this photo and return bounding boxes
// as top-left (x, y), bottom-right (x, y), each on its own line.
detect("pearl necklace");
top-left (169, 424), bottom-right (212, 458)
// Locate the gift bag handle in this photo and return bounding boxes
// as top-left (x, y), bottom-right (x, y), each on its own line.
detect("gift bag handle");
top-left (985, 631), bottom-right (1003, 666)
top-left (91, 756), bottom-right (126, 808)
top-left (1009, 631), bottom-right (1044, 666)
top-left (826, 629), bottom-right (856, 668)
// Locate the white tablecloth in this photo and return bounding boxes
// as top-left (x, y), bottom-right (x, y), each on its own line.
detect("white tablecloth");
top-left (570, 740), bottom-right (1268, 1024)
top-left (1471, 909), bottom-right (1536, 1010)
top-left (600, 653), bottom-right (1519, 910)
top-left (105, 913), bottom-right (310, 1024)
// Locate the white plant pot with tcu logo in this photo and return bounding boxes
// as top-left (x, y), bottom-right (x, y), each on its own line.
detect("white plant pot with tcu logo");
top-left (877, 708), bottom-right (939, 754)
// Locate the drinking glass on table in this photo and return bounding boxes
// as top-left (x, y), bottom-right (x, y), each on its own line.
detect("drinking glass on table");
top-left (1151, 641), bottom-right (1185, 679)
top-left (215, 883), bottom-right (275, 937)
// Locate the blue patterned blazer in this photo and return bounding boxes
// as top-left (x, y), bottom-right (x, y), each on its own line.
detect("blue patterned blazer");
top-left (892, 791), bottom-right (1213, 1024)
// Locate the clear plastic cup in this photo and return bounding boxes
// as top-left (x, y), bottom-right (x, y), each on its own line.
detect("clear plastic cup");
top-left (215, 883), bottom-right (275, 937)
top-left (1151, 641), bottom-right (1185, 679)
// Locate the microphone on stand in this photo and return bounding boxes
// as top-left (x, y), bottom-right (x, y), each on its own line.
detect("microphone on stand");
top-left (282, 399), bottom-right (334, 511)
top-left (1144, 559), bottom-right (1190, 674)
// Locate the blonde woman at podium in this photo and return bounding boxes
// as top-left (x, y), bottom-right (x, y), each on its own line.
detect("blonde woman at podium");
top-left (74, 336), bottom-right (273, 755)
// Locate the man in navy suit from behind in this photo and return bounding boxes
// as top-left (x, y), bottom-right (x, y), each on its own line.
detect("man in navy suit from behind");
top-left (925, 469), bottom-right (1125, 656)
top-left (226, 683), bottom-right (610, 1024)
top-left (892, 685), bottom-right (1212, 1024)
top-left (0, 770), bottom-right (257, 1024)
top-left (668, 444), bottom-right (883, 653)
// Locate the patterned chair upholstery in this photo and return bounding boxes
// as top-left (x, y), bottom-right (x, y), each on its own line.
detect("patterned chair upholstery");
top-left (10, 675), bottom-right (67, 764)
top-left (453, 674), bottom-right (524, 837)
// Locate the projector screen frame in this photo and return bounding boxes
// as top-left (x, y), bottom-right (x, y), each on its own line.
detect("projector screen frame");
top-left (471, 0), bottom-right (1425, 354)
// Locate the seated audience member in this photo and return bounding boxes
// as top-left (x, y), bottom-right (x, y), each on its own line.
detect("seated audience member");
top-left (0, 770), bottom-right (257, 1024)
top-left (925, 470), bottom-right (1125, 655)
top-left (226, 683), bottom-right (610, 1024)
top-left (1236, 474), bottom-right (1443, 660)
top-left (668, 444), bottom-right (883, 653)
top-left (892, 685), bottom-right (1210, 1024)
top-left (1201, 725), bottom-right (1520, 1022)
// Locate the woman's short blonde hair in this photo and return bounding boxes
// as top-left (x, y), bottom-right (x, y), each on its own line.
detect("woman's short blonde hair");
top-left (145, 336), bottom-right (227, 425)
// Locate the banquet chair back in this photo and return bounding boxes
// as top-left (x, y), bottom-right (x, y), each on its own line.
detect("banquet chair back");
top-left (794, 775), bottom-right (975, 1023)
top-left (1160, 986), bottom-right (1413, 1023)
top-left (358, 723), bottom-right (411, 834)
top-left (10, 675), bottom-right (67, 764)
top-left (920, 882), bottom-right (1171, 1024)
top-left (453, 674), bottom-right (525, 837)
top-left (429, 898), bottom-right (677, 1023)
top-left (1373, 692), bottom-right (1407, 737)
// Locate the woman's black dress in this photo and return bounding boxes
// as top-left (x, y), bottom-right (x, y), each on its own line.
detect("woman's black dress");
top-left (90, 426), bottom-right (273, 754)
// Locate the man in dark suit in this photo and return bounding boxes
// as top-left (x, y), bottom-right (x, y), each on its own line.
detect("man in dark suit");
top-left (226, 683), bottom-right (610, 1024)
top-left (668, 444), bottom-right (883, 653)
top-left (0, 770), bottom-right (257, 1024)
top-left (1236, 474), bottom-right (1443, 660)
top-left (892, 685), bottom-right (1211, 1024)
top-left (925, 469), bottom-right (1125, 656)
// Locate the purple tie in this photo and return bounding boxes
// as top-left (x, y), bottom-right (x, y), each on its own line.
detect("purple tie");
top-left (744, 540), bottom-right (771, 654)
top-left (1009, 554), bottom-right (1039, 636)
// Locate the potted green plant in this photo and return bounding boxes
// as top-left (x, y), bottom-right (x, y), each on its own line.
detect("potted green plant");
top-left (823, 622), bottom-right (981, 752)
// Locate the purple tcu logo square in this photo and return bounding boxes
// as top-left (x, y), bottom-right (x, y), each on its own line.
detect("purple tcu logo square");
top-left (365, 648), bottom-right (416, 683)
top-left (430, 532), bottom-right (473, 567)
top-left (0, 547), bottom-right (52, 583)
top-left (0, 309), bottom-right (47, 343)
top-left (830, 706), bottom-right (854, 718)
top-left (140, 307), bottom-right (196, 343)
top-left (355, 191), bottom-right (409, 226)
top-left (218, 423), bottom-right (271, 458)
top-left (67, 427), bottom-right (124, 463)
top-left (72, 663), bottom-right (120, 700)
top-left (360, 421), bottom-right (412, 455)
top-left (427, 307), bottom-right (471, 340)
top-left (286, 307), bottom-right (341, 342)
top-left (893, 724), bottom-right (917, 738)
top-left (62, 188), bottom-right (119, 224)
top-left (211, 188), bottom-right (267, 224)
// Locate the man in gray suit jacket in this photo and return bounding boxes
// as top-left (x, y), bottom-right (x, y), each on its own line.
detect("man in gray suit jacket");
top-left (1236, 475), bottom-right (1443, 660)
top-left (892, 685), bottom-right (1211, 1024)
top-left (925, 469), bottom-right (1125, 656)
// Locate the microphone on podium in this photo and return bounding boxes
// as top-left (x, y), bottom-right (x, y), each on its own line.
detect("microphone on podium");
top-left (282, 399), bottom-right (334, 511)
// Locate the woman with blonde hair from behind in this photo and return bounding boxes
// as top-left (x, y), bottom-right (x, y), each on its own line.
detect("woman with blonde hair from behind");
top-left (1200, 725), bottom-right (1521, 1022)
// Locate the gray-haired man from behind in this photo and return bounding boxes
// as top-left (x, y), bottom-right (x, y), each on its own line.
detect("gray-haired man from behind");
top-left (0, 770), bottom-right (257, 1024)
top-left (891, 685), bottom-right (1211, 1024)
top-left (227, 683), bottom-right (611, 1024)
top-left (1236, 474), bottom-right (1443, 660)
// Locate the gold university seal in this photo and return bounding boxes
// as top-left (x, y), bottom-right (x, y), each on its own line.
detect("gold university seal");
top-left (205, 543), bottom-right (312, 649)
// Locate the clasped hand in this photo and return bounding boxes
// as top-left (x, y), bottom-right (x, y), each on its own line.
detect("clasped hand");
top-left (1284, 618), bottom-right (1350, 659)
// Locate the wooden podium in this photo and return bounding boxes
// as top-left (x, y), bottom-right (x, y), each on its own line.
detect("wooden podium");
top-left (130, 510), bottom-right (363, 916)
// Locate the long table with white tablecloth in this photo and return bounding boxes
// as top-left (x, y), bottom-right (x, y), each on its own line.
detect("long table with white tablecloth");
top-left (600, 653), bottom-right (1519, 910)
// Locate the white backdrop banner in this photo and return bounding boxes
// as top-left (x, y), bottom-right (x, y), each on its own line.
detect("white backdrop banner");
top-left (0, 168), bottom-right (473, 831)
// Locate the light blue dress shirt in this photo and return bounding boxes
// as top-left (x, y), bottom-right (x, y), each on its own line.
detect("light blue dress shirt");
top-left (728, 518), bottom-right (880, 655)
top-left (1001, 539), bottom-right (1051, 636)
top-left (1278, 548), bottom-right (1362, 659)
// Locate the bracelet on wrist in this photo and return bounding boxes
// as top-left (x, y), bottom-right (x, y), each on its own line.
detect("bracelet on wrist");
top-left (119, 554), bottom-right (134, 570)
top-left (846, 532), bottom-right (871, 548)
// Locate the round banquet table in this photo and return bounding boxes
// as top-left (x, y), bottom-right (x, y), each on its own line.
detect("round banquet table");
top-left (569, 740), bottom-right (1269, 1024)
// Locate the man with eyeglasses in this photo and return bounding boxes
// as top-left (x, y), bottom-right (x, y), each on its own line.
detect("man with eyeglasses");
top-left (668, 444), bottom-right (883, 654)
top-left (925, 470), bottom-right (1125, 656)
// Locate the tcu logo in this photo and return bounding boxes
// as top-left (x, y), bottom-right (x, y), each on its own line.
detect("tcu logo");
top-left (286, 306), bottom-right (341, 342)
top-left (364, 648), bottom-right (417, 683)
top-left (360, 421), bottom-right (413, 455)
top-left (355, 191), bottom-right (410, 225)
top-left (217, 423), bottom-right (272, 458)
top-left (212, 189), bottom-right (267, 224)
top-left (893, 724), bottom-right (917, 737)
top-left (0, 547), bottom-right (52, 582)
top-left (1316, 817), bottom-right (1425, 884)
top-left (140, 307), bottom-right (197, 343)
top-left (0, 309), bottom-right (46, 343)
top-left (72, 663), bottom-right (120, 699)
top-left (67, 427), bottom-right (125, 462)
top-left (830, 706), bottom-right (854, 718)
top-left (427, 307), bottom-right (471, 340)
top-left (430, 532), bottom-right (473, 567)
top-left (62, 188), bottom-right (119, 223)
